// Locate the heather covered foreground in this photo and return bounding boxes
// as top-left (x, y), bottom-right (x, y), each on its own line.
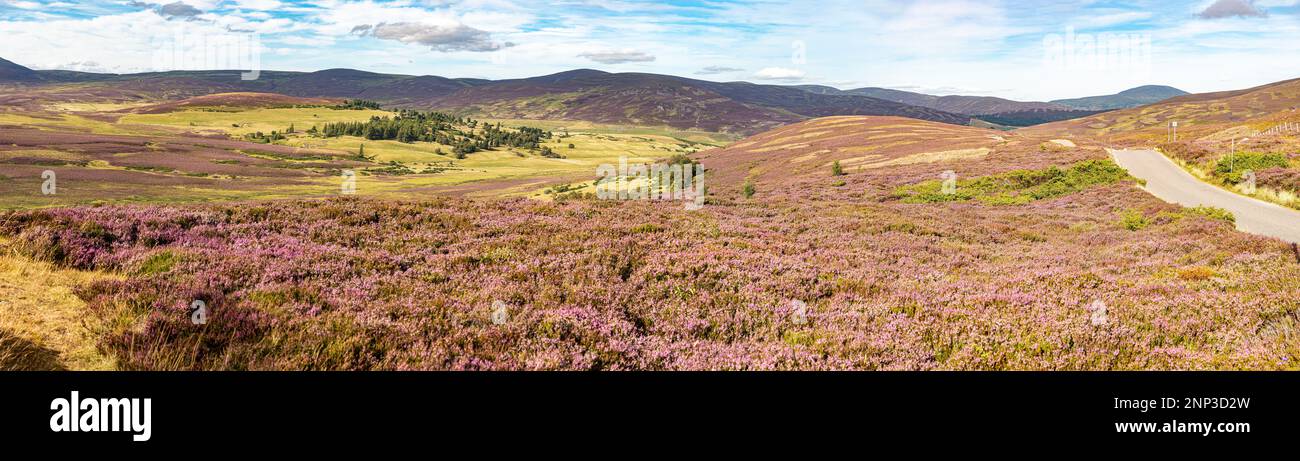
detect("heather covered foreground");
top-left (3, 186), bottom-right (1297, 370)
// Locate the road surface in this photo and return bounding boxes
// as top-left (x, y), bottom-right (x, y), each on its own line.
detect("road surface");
top-left (1110, 149), bottom-right (1300, 244)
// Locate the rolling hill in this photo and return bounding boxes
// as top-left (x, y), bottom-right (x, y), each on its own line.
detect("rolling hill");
top-left (0, 57), bottom-right (970, 135)
top-left (795, 84), bottom-right (1189, 126)
top-left (796, 85), bottom-right (1066, 114)
top-left (841, 88), bottom-right (1068, 115)
top-left (0, 57), bottom-right (42, 82)
top-left (795, 85), bottom-right (1101, 126)
top-left (415, 70), bottom-right (973, 134)
top-left (1051, 85), bottom-right (1188, 111)
top-left (0, 55), bottom-right (1188, 133)
top-left (696, 116), bottom-right (1015, 190)
top-left (127, 92), bottom-right (341, 114)
top-left (1024, 78), bottom-right (1300, 144)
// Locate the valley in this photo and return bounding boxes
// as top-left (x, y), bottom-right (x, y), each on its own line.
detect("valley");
top-left (1, 58), bottom-right (1298, 371)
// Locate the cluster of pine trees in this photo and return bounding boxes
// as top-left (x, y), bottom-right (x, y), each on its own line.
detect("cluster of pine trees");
top-left (313, 110), bottom-right (553, 157)
top-left (334, 99), bottom-right (383, 110)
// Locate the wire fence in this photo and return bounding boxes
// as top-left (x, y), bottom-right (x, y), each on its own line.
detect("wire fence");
top-left (1261, 122), bottom-right (1299, 136)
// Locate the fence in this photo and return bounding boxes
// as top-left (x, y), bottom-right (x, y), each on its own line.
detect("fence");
top-left (1261, 122), bottom-right (1299, 136)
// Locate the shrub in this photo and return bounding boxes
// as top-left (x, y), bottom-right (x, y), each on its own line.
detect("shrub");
top-left (742, 179), bottom-right (755, 199)
top-left (135, 250), bottom-right (178, 276)
top-left (1120, 209), bottom-right (1150, 231)
top-left (831, 161), bottom-right (843, 176)
top-left (1186, 206), bottom-right (1235, 224)
top-left (1177, 266), bottom-right (1218, 281)
top-left (1214, 152), bottom-right (1289, 184)
top-left (895, 159), bottom-right (1131, 205)
top-left (665, 154), bottom-right (697, 166)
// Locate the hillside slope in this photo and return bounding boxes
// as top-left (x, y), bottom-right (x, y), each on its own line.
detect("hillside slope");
top-left (1051, 85), bottom-right (1188, 111)
top-left (0, 57), bottom-right (42, 82)
top-left (1024, 78), bottom-right (1300, 144)
top-left (699, 116), bottom-right (1035, 191)
top-left (0, 57), bottom-right (980, 134)
top-left (128, 92), bottom-right (341, 114)
top-left (423, 71), bottom-right (971, 134)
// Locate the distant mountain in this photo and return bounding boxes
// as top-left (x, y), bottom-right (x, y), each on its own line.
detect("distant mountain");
top-left (0, 56), bottom-right (973, 134)
top-left (415, 71), bottom-right (972, 134)
top-left (1026, 78), bottom-right (1300, 144)
top-left (786, 85), bottom-right (845, 96)
top-left (1051, 85), bottom-right (1188, 111)
top-left (796, 86), bottom-right (1069, 116)
top-left (0, 57), bottom-right (42, 82)
top-left (841, 88), bottom-right (940, 110)
top-left (975, 108), bottom-right (1108, 127)
top-left (790, 85), bottom-right (1101, 128)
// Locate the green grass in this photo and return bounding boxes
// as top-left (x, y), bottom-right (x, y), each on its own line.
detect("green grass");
top-left (1213, 152), bottom-right (1290, 184)
top-left (1120, 209), bottom-right (1151, 231)
top-left (1, 105), bottom-right (740, 208)
top-left (134, 250), bottom-right (178, 276)
top-left (119, 108), bottom-right (392, 137)
top-left (894, 159), bottom-right (1133, 205)
top-left (1186, 206), bottom-right (1236, 224)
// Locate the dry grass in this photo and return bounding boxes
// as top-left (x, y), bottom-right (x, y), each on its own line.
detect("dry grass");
top-left (856, 147), bottom-right (992, 170)
top-left (0, 237), bottom-right (117, 371)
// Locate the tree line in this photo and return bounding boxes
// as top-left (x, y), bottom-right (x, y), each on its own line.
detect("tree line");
top-left (314, 110), bottom-right (553, 156)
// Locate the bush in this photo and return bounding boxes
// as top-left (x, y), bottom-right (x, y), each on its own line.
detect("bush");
top-left (832, 161), bottom-right (843, 176)
top-left (1214, 152), bottom-right (1289, 184)
top-left (1120, 209), bottom-right (1150, 231)
top-left (1177, 266), bottom-right (1218, 281)
top-left (666, 154), bottom-right (697, 166)
top-left (895, 159), bottom-right (1131, 205)
top-left (1186, 206), bottom-right (1235, 224)
top-left (742, 179), bottom-right (755, 199)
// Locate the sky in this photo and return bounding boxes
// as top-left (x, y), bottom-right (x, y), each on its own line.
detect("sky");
top-left (2, 0), bottom-right (1300, 101)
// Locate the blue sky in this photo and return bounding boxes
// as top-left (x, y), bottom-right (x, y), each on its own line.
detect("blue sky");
top-left (2, 0), bottom-right (1299, 100)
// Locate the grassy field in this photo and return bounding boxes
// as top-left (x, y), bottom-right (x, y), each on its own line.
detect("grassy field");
top-left (118, 107), bottom-right (394, 137)
top-left (1, 104), bottom-right (729, 208)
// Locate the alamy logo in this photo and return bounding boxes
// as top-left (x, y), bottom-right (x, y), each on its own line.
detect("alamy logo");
top-left (190, 300), bottom-right (208, 325)
top-left (1241, 170), bottom-right (1257, 194)
top-left (341, 170), bottom-right (357, 195)
top-left (595, 157), bottom-right (705, 210)
top-left (50, 391), bottom-right (152, 442)
top-left (41, 170), bottom-right (57, 195)
top-left (940, 170), bottom-right (958, 195)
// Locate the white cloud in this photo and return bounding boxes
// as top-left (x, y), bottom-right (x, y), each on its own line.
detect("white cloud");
top-left (696, 65), bottom-right (744, 75)
top-left (357, 22), bottom-right (508, 52)
top-left (754, 67), bottom-right (805, 82)
top-left (231, 0), bottom-right (282, 10)
top-left (577, 49), bottom-right (655, 64)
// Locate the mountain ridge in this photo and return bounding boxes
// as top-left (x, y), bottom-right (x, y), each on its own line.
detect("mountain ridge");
top-left (0, 57), bottom-right (42, 82)
top-left (1050, 85), bottom-right (1189, 111)
top-left (0, 57), bottom-right (973, 134)
top-left (0, 56), bottom-right (1186, 133)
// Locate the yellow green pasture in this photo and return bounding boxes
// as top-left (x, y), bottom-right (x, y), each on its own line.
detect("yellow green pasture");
top-left (2, 106), bottom-right (730, 207)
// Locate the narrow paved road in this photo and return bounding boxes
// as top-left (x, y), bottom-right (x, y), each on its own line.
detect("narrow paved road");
top-left (1110, 149), bottom-right (1300, 244)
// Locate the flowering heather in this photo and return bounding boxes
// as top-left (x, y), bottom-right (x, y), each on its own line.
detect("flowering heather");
top-left (3, 179), bottom-right (1298, 369)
